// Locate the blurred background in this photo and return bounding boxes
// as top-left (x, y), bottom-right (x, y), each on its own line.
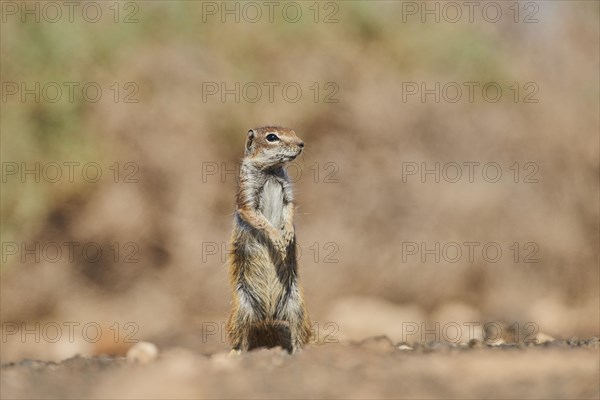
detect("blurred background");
top-left (1, 1), bottom-right (598, 362)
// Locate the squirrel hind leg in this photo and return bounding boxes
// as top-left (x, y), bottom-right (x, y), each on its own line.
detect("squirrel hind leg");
top-left (290, 317), bottom-right (312, 354)
top-left (247, 320), bottom-right (293, 353)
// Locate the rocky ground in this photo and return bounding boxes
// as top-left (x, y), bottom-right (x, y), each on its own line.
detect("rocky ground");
top-left (2, 337), bottom-right (599, 399)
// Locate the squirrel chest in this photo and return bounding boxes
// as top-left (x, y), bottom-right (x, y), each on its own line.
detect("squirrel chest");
top-left (258, 177), bottom-right (284, 229)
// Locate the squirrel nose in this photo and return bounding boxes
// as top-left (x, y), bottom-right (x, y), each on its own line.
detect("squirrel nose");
top-left (298, 141), bottom-right (304, 148)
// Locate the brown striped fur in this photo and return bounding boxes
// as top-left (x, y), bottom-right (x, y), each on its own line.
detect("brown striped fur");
top-left (226, 126), bottom-right (311, 354)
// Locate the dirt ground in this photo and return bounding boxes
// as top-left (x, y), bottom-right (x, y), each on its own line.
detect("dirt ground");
top-left (2, 337), bottom-right (598, 399)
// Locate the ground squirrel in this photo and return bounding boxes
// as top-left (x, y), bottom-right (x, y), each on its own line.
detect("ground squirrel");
top-left (226, 126), bottom-right (311, 354)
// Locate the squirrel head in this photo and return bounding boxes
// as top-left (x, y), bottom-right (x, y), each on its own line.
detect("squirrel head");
top-left (244, 126), bottom-right (304, 168)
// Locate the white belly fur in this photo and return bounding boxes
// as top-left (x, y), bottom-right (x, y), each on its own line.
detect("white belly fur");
top-left (260, 178), bottom-right (284, 229)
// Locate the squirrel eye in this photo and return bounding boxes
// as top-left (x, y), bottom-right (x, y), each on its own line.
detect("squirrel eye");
top-left (266, 134), bottom-right (279, 142)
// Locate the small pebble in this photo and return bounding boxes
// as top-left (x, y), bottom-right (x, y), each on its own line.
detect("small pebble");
top-left (535, 332), bottom-right (555, 344)
top-left (126, 342), bottom-right (159, 364)
top-left (486, 338), bottom-right (506, 346)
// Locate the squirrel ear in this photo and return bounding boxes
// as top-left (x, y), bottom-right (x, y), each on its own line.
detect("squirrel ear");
top-left (245, 129), bottom-right (255, 154)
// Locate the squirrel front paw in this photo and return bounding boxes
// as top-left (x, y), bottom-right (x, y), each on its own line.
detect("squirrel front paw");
top-left (281, 223), bottom-right (295, 247)
top-left (268, 229), bottom-right (288, 260)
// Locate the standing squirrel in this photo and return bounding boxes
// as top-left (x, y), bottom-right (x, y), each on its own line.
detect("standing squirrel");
top-left (226, 126), bottom-right (311, 354)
